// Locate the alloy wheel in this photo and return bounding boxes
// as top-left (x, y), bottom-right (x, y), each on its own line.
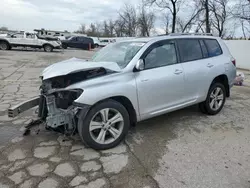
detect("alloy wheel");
top-left (89, 108), bottom-right (124, 145)
top-left (209, 87), bottom-right (224, 111)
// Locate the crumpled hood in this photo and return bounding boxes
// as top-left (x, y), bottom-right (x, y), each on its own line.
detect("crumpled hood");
top-left (42, 57), bottom-right (121, 80)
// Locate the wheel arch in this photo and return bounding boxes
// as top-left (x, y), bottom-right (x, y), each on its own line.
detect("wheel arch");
top-left (0, 39), bottom-right (11, 48)
top-left (211, 74), bottom-right (229, 97)
top-left (89, 96), bottom-right (137, 127)
top-left (42, 43), bottom-right (53, 48)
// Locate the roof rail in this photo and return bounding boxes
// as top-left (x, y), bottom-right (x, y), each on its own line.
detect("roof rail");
top-left (168, 33), bottom-right (213, 36)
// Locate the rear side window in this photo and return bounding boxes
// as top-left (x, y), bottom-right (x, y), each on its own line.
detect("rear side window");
top-left (204, 39), bottom-right (222, 57)
top-left (177, 39), bottom-right (203, 62)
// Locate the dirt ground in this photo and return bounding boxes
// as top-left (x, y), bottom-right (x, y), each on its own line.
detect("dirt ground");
top-left (0, 49), bottom-right (250, 188)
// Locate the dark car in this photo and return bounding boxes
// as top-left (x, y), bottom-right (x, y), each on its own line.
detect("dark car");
top-left (62, 36), bottom-right (94, 50)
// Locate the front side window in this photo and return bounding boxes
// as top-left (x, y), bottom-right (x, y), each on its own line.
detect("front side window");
top-left (92, 41), bottom-right (145, 68)
top-left (144, 42), bottom-right (177, 69)
top-left (177, 39), bottom-right (203, 62)
top-left (204, 39), bottom-right (222, 57)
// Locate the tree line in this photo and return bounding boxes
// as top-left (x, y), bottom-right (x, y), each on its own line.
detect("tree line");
top-left (75, 0), bottom-right (250, 38)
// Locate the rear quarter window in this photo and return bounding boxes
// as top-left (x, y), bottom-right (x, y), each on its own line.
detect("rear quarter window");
top-left (204, 39), bottom-right (222, 57)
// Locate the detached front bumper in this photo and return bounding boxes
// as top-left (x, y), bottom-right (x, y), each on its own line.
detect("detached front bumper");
top-left (8, 97), bottom-right (40, 118)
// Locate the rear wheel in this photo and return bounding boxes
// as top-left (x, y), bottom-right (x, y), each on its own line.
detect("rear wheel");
top-left (43, 44), bottom-right (53, 52)
top-left (199, 82), bottom-right (226, 115)
top-left (0, 41), bottom-right (10, 50)
top-left (77, 100), bottom-right (130, 150)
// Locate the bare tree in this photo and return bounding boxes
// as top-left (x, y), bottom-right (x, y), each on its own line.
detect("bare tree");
top-left (205, 0), bottom-right (210, 33)
top-left (114, 18), bottom-right (125, 37)
top-left (137, 4), bottom-right (155, 36)
top-left (233, 0), bottom-right (250, 21)
top-left (103, 21), bottom-right (110, 37)
top-left (144, 0), bottom-right (182, 33)
top-left (86, 23), bottom-right (98, 36)
top-left (119, 4), bottom-right (138, 36)
top-left (108, 20), bottom-right (115, 37)
top-left (176, 1), bottom-right (204, 33)
top-left (210, 0), bottom-right (229, 37)
top-left (192, 0), bottom-right (211, 33)
top-left (162, 12), bottom-right (171, 34)
top-left (76, 24), bottom-right (86, 34)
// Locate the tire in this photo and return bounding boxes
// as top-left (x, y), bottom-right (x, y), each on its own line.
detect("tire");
top-left (95, 44), bottom-right (99, 48)
top-left (43, 44), bottom-right (53, 52)
top-left (77, 99), bottom-right (130, 150)
top-left (0, 41), bottom-right (10, 50)
top-left (199, 82), bottom-right (226, 115)
top-left (62, 44), bottom-right (67, 49)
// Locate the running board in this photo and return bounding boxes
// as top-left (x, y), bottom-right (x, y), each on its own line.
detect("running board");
top-left (8, 97), bottom-right (40, 118)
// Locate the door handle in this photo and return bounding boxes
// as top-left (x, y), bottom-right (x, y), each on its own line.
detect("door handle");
top-left (207, 63), bottom-right (214, 68)
top-left (141, 79), bottom-right (149, 82)
top-left (174, 69), bottom-right (183, 75)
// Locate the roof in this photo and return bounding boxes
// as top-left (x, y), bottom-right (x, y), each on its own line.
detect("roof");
top-left (120, 34), bottom-right (220, 43)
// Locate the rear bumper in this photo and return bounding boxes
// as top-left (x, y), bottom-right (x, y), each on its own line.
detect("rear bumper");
top-left (8, 97), bottom-right (40, 118)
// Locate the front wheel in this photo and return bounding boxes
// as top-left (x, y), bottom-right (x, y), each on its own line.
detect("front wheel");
top-left (199, 82), bottom-right (226, 115)
top-left (77, 100), bottom-right (130, 150)
top-left (0, 41), bottom-right (10, 50)
top-left (43, 44), bottom-right (53, 52)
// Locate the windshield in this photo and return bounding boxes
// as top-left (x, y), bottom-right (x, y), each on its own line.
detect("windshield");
top-left (92, 41), bottom-right (146, 68)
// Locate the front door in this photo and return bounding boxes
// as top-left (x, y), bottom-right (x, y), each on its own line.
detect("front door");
top-left (135, 40), bottom-right (186, 118)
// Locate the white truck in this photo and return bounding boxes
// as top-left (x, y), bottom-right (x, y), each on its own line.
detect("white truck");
top-left (0, 32), bottom-right (62, 52)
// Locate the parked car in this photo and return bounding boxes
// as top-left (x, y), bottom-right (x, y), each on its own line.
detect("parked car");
top-left (0, 32), bottom-right (61, 52)
top-left (90, 37), bottom-right (101, 48)
top-left (99, 39), bottom-right (115, 47)
top-left (9, 34), bottom-right (236, 150)
top-left (53, 34), bottom-right (66, 40)
top-left (61, 36), bottom-right (94, 50)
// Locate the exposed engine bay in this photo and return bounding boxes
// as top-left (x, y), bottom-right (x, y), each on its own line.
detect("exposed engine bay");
top-left (37, 67), bottom-right (107, 135)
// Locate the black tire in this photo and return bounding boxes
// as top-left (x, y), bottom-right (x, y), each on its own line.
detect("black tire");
top-left (77, 99), bottom-right (130, 150)
top-left (62, 44), bottom-right (67, 49)
top-left (199, 102), bottom-right (207, 114)
top-left (43, 44), bottom-right (53, 52)
top-left (200, 82), bottom-right (226, 115)
top-left (95, 44), bottom-right (99, 48)
top-left (0, 41), bottom-right (10, 50)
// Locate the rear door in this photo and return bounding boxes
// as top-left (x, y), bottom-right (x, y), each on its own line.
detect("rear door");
top-left (176, 39), bottom-right (210, 102)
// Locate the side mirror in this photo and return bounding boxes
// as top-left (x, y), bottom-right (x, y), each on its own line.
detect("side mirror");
top-left (135, 59), bottom-right (145, 71)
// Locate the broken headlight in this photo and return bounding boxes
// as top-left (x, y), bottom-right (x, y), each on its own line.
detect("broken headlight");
top-left (54, 89), bottom-right (83, 109)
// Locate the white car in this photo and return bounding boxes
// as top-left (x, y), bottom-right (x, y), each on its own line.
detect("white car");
top-left (99, 39), bottom-right (116, 47)
top-left (0, 32), bottom-right (62, 52)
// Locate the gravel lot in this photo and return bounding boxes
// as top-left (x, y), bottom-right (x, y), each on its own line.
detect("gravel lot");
top-left (0, 49), bottom-right (250, 188)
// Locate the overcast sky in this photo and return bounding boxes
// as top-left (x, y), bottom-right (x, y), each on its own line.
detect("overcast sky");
top-left (0, 0), bottom-right (143, 32)
top-left (0, 0), bottom-right (246, 36)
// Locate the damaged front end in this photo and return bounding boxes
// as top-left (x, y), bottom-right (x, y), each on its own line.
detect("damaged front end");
top-left (8, 62), bottom-right (111, 135)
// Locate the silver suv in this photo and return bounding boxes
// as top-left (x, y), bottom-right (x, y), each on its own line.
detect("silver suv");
top-left (9, 34), bottom-right (236, 150)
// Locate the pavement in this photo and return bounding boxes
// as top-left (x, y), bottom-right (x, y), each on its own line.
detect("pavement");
top-left (0, 49), bottom-right (250, 188)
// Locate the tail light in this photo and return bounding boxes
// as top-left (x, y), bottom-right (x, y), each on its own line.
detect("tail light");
top-left (232, 59), bottom-right (236, 66)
